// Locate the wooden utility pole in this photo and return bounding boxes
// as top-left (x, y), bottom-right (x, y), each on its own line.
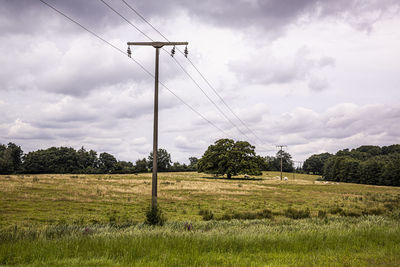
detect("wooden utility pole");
top-left (276, 145), bottom-right (287, 181)
top-left (126, 41), bottom-right (188, 208)
top-left (293, 161), bottom-right (303, 180)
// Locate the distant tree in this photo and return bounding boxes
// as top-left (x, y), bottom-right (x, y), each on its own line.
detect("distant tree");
top-left (382, 154), bottom-right (400, 186)
top-left (147, 148), bottom-right (172, 172)
top-left (275, 150), bottom-right (294, 172)
top-left (99, 152), bottom-right (117, 173)
top-left (135, 158), bottom-right (148, 173)
top-left (264, 156), bottom-right (278, 171)
top-left (303, 153), bottom-right (332, 175)
top-left (0, 143), bottom-right (23, 174)
top-left (354, 145), bottom-right (382, 157)
top-left (170, 161), bottom-right (188, 172)
top-left (323, 144), bottom-right (400, 186)
top-left (115, 161), bottom-right (136, 174)
top-left (188, 157), bottom-right (199, 171)
top-left (197, 139), bottom-right (262, 179)
top-left (22, 147), bottom-right (80, 173)
top-left (77, 147), bottom-right (100, 173)
top-left (0, 144), bottom-right (13, 174)
top-left (359, 157), bottom-right (385, 185)
top-left (7, 143), bottom-right (23, 172)
top-left (257, 156), bottom-right (269, 171)
top-left (382, 144), bottom-right (400, 155)
top-left (336, 148), bottom-right (349, 156)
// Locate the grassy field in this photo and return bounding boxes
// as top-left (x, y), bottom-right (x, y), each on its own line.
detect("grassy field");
top-left (1, 171), bottom-right (400, 266)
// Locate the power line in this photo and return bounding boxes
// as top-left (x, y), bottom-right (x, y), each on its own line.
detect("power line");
top-left (120, 0), bottom-right (266, 146)
top-left (37, 0), bottom-right (233, 139)
top-left (99, 0), bottom-right (255, 143)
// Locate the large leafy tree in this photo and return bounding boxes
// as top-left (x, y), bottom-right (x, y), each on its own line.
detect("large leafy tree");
top-left (147, 148), bottom-right (172, 172)
top-left (197, 139), bottom-right (262, 179)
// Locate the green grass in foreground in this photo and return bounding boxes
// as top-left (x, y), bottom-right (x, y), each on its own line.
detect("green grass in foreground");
top-left (1, 217), bottom-right (400, 266)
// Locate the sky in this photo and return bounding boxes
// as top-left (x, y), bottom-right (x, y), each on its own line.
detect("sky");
top-left (1, 0), bottom-right (400, 164)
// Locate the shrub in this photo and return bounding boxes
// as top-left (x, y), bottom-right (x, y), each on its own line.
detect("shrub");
top-left (384, 203), bottom-right (398, 211)
top-left (329, 206), bottom-right (343, 215)
top-left (362, 208), bottom-right (385, 216)
top-left (199, 209), bottom-right (214, 221)
top-left (318, 210), bottom-right (327, 219)
top-left (145, 205), bottom-right (166, 226)
top-left (340, 210), bottom-right (361, 217)
top-left (284, 208), bottom-right (311, 219)
top-left (220, 209), bottom-right (273, 221)
top-left (184, 222), bottom-right (193, 231)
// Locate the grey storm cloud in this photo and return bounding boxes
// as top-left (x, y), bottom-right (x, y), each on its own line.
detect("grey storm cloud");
top-left (167, 0), bottom-right (399, 33)
top-left (2, 0), bottom-right (399, 35)
top-left (1, 0), bottom-right (122, 34)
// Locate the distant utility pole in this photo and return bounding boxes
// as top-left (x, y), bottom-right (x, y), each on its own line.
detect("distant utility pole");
top-left (276, 145), bottom-right (287, 181)
top-left (127, 41), bottom-right (188, 209)
top-left (293, 161), bottom-right (303, 180)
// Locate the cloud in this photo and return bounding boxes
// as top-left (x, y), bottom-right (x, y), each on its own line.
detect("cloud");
top-left (2, 0), bottom-right (398, 39)
top-left (0, 34), bottom-right (155, 96)
top-left (229, 46), bottom-right (335, 88)
top-left (259, 103), bottom-right (400, 160)
top-left (174, 135), bottom-right (207, 152)
top-left (168, 0), bottom-right (400, 35)
top-left (0, 0), bottom-right (132, 35)
top-left (5, 119), bottom-right (52, 140)
top-left (308, 76), bottom-right (329, 91)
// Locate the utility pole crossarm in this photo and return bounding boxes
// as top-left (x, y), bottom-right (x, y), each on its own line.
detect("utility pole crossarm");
top-left (127, 41), bottom-right (188, 48)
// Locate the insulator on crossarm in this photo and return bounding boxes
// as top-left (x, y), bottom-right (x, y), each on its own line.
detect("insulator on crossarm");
top-left (184, 45), bottom-right (188, 58)
top-left (171, 46), bottom-right (176, 57)
top-left (127, 46), bottom-right (132, 58)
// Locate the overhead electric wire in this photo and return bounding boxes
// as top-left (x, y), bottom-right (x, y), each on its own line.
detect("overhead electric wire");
top-left (120, 0), bottom-right (267, 146)
top-left (38, 0), bottom-right (233, 139)
top-left (99, 0), bottom-right (254, 143)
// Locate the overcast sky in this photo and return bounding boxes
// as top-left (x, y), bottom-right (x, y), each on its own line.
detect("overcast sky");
top-left (1, 0), bottom-right (400, 164)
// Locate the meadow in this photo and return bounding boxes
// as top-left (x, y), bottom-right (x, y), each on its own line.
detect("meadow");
top-left (1, 172), bottom-right (400, 266)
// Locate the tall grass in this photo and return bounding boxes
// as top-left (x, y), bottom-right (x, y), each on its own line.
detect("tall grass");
top-left (1, 217), bottom-right (400, 266)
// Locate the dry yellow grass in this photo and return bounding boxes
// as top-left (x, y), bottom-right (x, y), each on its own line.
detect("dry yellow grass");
top-left (1, 171), bottom-right (400, 227)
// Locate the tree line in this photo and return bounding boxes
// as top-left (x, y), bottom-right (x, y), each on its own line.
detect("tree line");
top-left (1, 140), bottom-right (295, 176)
top-left (0, 143), bottom-right (198, 174)
top-left (303, 145), bottom-right (400, 186)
